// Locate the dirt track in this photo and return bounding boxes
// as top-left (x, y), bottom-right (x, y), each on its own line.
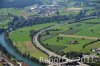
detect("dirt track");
top-left (59, 34), bottom-right (100, 40)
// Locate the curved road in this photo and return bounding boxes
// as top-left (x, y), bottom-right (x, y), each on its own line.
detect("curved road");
top-left (32, 26), bottom-right (79, 62)
top-left (32, 26), bottom-right (62, 58)
top-left (32, 26), bottom-right (90, 66)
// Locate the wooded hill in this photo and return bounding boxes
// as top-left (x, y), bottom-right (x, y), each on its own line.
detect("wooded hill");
top-left (0, 0), bottom-right (99, 8)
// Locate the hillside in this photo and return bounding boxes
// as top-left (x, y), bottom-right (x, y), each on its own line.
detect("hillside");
top-left (0, 0), bottom-right (99, 8)
top-left (0, 0), bottom-right (43, 8)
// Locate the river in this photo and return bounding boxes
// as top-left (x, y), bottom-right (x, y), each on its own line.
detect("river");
top-left (0, 32), bottom-right (41, 66)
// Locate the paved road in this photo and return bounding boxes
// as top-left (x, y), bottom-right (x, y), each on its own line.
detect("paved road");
top-left (32, 26), bottom-right (90, 66)
top-left (32, 26), bottom-right (76, 62)
top-left (32, 26), bottom-right (62, 58)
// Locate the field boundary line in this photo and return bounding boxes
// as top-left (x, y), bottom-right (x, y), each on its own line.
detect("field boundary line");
top-left (59, 34), bottom-right (100, 40)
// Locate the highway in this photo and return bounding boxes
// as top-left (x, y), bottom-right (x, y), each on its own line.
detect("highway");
top-left (32, 26), bottom-right (90, 66)
top-left (32, 26), bottom-right (80, 62)
top-left (32, 26), bottom-right (62, 58)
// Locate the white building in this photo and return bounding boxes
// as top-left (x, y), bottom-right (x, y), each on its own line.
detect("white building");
top-left (52, 0), bottom-right (58, 6)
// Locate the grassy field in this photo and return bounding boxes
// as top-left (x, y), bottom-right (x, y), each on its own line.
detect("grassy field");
top-left (75, 23), bottom-right (100, 37)
top-left (44, 44), bottom-right (66, 53)
top-left (10, 18), bottom-right (100, 58)
top-left (80, 18), bottom-right (100, 23)
top-left (42, 36), bottom-right (93, 53)
top-left (10, 23), bottom-right (56, 41)
top-left (82, 41), bottom-right (100, 53)
top-left (0, 8), bottom-right (36, 17)
top-left (59, 8), bottom-right (80, 16)
top-left (10, 22), bottom-right (57, 59)
top-left (14, 41), bottom-right (48, 59)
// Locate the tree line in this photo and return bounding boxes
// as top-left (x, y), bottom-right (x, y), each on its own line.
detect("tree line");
top-left (7, 9), bottom-right (100, 32)
top-left (7, 15), bottom-right (69, 31)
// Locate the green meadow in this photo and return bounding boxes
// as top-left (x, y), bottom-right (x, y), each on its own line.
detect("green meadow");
top-left (9, 22), bottom-right (57, 59)
top-left (10, 18), bottom-right (100, 58)
top-left (0, 8), bottom-right (36, 17)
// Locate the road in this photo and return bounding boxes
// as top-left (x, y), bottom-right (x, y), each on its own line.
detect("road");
top-left (32, 26), bottom-right (90, 66)
top-left (32, 26), bottom-right (77, 61)
top-left (32, 26), bottom-right (62, 58)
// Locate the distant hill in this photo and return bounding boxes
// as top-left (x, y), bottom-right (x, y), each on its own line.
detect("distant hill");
top-left (0, 0), bottom-right (99, 8)
top-left (0, 0), bottom-right (43, 8)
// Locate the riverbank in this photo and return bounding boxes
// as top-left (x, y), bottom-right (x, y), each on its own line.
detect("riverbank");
top-left (0, 32), bottom-right (43, 66)
top-left (4, 32), bottom-right (47, 66)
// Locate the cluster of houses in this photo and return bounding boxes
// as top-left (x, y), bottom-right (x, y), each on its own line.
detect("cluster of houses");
top-left (0, 55), bottom-right (12, 66)
top-left (27, 0), bottom-right (62, 15)
top-left (28, 4), bottom-right (61, 15)
top-left (92, 48), bottom-right (100, 54)
top-left (26, 0), bottom-right (83, 16)
top-left (67, 40), bottom-right (79, 44)
top-left (0, 54), bottom-right (28, 66)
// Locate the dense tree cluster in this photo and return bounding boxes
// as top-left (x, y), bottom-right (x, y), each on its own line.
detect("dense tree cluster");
top-left (8, 15), bottom-right (69, 31)
top-left (0, 28), bottom-right (5, 33)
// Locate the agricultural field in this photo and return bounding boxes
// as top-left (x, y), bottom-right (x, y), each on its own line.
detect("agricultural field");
top-left (14, 41), bottom-right (48, 59)
top-left (40, 18), bottom-right (100, 54)
top-left (59, 8), bottom-right (80, 16)
top-left (42, 35), bottom-right (93, 53)
top-left (82, 41), bottom-right (100, 53)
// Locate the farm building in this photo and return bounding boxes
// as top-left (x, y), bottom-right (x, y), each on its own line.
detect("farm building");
top-left (67, 40), bottom-right (79, 44)
top-left (92, 48), bottom-right (100, 54)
